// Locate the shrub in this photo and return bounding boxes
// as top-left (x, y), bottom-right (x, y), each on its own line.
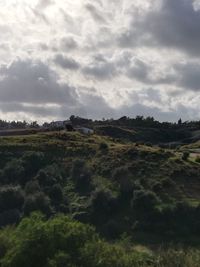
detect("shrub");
top-left (90, 189), bottom-right (118, 225)
top-left (49, 184), bottom-right (63, 202)
top-left (71, 159), bottom-right (85, 179)
top-left (131, 190), bottom-right (160, 213)
top-left (195, 156), bottom-right (200, 163)
top-left (71, 160), bottom-right (92, 194)
top-left (126, 148), bottom-right (138, 159)
top-left (0, 186), bottom-right (24, 213)
top-left (101, 219), bottom-right (124, 239)
top-left (25, 181), bottom-right (41, 195)
top-left (99, 142), bottom-right (109, 150)
top-left (162, 178), bottom-right (174, 188)
top-left (0, 227), bottom-right (14, 259)
top-left (2, 159), bottom-right (25, 184)
top-left (36, 164), bottom-right (63, 187)
top-left (182, 151), bottom-right (189, 161)
top-left (112, 167), bottom-right (133, 193)
top-left (157, 248), bottom-right (200, 267)
top-left (23, 192), bottom-right (51, 216)
top-left (0, 213), bottom-right (96, 267)
top-left (152, 181), bottom-right (163, 193)
top-left (0, 209), bottom-right (21, 227)
top-left (145, 142), bottom-right (152, 147)
top-left (158, 143), bottom-right (167, 149)
top-left (0, 214), bottom-right (153, 267)
top-left (136, 141), bottom-right (144, 146)
top-left (22, 152), bottom-right (45, 175)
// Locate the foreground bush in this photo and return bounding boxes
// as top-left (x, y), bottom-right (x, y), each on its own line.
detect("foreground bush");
top-left (0, 213), bottom-right (152, 267)
top-left (0, 213), bottom-right (200, 267)
top-left (182, 151), bottom-right (190, 161)
top-left (156, 248), bottom-right (200, 267)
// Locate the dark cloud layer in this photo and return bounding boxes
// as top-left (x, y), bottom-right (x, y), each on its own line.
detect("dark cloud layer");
top-left (119, 0), bottom-right (200, 56)
top-left (0, 59), bottom-right (77, 105)
top-left (85, 3), bottom-right (106, 23)
top-left (0, 59), bottom-right (114, 120)
top-left (127, 59), bottom-right (150, 82)
top-left (82, 57), bottom-right (116, 80)
top-left (0, 58), bottom-right (198, 122)
top-left (175, 62), bottom-right (200, 91)
top-left (60, 36), bottom-right (78, 51)
top-left (54, 54), bottom-right (80, 70)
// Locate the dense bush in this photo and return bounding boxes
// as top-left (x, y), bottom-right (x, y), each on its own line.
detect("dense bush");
top-left (99, 142), bottom-right (109, 150)
top-left (145, 142), bottom-right (152, 147)
top-left (112, 166), bottom-right (133, 194)
top-left (22, 152), bottom-right (45, 175)
top-left (71, 159), bottom-right (93, 195)
top-left (195, 156), bottom-right (200, 163)
top-left (0, 209), bottom-right (21, 227)
top-left (36, 164), bottom-right (63, 187)
top-left (0, 213), bottom-right (153, 267)
top-left (90, 189), bottom-right (118, 225)
top-left (0, 186), bottom-right (24, 213)
top-left (131, 190), bottom-right (160, 222)
top-left (23, 192), bottom-right (51, 216)
top-left (25, 180), bottom-right (41, 195)
top-left (49, 184), bottom-right (63, 203)
top-left (1, 160), bottom-right (25, 184)
top-left (154, 201), bottom-right (200, 236)
top-left (1, 213), bottom-right (200, 267)
top-left (182, 151), bottom-right (190, 161)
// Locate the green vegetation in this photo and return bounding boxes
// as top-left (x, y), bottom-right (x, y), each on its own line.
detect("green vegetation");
top-left (182, 151), bottom-right (190, 161)
top-left (0, 213), bottom-right (153, 267)
top-left (0, 129), bottom-right (200, 266)
top-left (0, 213), bottom-right (200, 267)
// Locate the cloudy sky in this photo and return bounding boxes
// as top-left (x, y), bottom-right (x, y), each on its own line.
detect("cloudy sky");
top-left (1, 0), bottom-right (200, 122)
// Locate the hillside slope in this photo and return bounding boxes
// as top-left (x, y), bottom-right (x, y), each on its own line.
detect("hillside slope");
top-left (0, 131), bottom-right (200, 244)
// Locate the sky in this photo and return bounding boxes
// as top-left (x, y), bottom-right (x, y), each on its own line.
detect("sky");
top-left (1, 0), bottom-right (200, 122)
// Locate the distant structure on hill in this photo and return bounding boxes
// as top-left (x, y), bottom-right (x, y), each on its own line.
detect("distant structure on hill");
top-left (75, 126), bottom-right (94, 135)
top-left (47, 121), bottom-right (94, 134)
top-left (47, 120), bottom-right (73, 131)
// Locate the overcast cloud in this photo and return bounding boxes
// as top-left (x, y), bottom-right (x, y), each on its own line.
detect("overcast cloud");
top-left (0, 0), bottom-right (200, 122)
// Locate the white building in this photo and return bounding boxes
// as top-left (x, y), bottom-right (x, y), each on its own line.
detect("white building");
top-left (49, 120), bottom-right (72, 129)
top-left (75, 127), bottom-right (94, 135)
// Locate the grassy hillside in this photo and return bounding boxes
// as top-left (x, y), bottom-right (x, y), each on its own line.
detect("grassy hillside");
top-left (95, 125), bottom-right (191, 145)
top-left (0, 131), bottom-right (199, 234)
top-left (0, 130), bottom-right (200, 266)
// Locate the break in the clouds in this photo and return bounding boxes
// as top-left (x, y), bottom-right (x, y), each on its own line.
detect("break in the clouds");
top-left (1, 0), bottom-right (200, 122)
